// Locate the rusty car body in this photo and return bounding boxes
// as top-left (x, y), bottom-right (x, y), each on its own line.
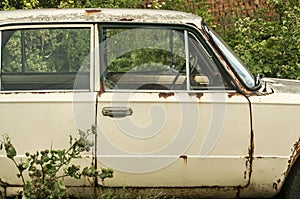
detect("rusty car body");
top-left (0, 8), bottom-right (299, 198)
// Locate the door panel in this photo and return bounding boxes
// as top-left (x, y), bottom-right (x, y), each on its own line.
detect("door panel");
top-left (96, 92), bottom-right (251, 186)
top-left (96, 24), bottom-right (251, 187)
top-left (0, 24), bottom-right (96, 186)
top-left (0, 92), bottom-right (96, 185)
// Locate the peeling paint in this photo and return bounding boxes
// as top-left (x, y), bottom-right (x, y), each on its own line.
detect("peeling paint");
top-left (158, 92), bottom-right (174, 98)
top-left (188, 93), bottom-right (203, 100)
top-left (272, 178), bottom-right (282, 191)
top-left (243, 98), bottom-right (254, 187)
top-left (85, 9), bottom-right (102, 15)
top-left (98, 82), bottom-right (105, 97)
top-left (244, 156), bottom-right (249, 179)
top-left (227, 92), bottom-right (243, 98)
top-left (286, 137), bottom-right (300, 176)
top-left (119, 18), bottom-right (134, 21)
top-left (272, 182), bottom-right (278, 191)
top-left (0, 9), bottom-right (203, 28)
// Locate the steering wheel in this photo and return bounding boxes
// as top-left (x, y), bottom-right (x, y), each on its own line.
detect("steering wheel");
top-left (170, 54), bottom-right (198, 90)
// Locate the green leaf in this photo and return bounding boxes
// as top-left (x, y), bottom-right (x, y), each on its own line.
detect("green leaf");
top-left (6, 144), bottom-right (16, 159)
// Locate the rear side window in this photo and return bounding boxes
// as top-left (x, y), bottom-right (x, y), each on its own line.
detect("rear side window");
top-left (100, 26), bottom-right (230, 91)
top-left (1, 27), bottom-right (91, 91)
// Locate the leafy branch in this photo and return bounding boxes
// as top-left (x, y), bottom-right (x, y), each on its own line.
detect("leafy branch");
top-left (0, 126), bottom-right (113, 199)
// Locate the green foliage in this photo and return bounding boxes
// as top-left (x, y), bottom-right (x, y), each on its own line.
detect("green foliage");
top-left (3, 0), bottom-right (300, 79)
top-left (105, 28), bottom-right (185, 73)
top-left (0, 127), bottom-right (113, 199)
top-left (2, 28), bottom-right (90, 73)
top-left (96, 188), bottom-right (169, 199)
top-left (1, 0), bottom-right (39, 10)
top-left (219, 0), bottom-right (300, 79)
top-left (147, 0), bottom-right (212, 24)
top-left (0, 0), bottom-right (141, 9)
top-left (0, 0), bottom-right (212, 23)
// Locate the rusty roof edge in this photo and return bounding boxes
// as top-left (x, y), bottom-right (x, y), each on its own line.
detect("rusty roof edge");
top-left (0, 8), bottom-right (202, 28)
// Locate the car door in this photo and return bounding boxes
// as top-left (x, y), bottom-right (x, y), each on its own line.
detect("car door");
top-left (96, 25), bottom-right (251, 187)
top-left (0, 24), bottom-right (96, 186)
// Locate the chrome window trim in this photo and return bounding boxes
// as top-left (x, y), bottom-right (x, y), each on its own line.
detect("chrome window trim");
top-left (90, 24), bottom-right (95, 91)
top-left (184, 30), bottom-right (191, 91)
top-left (94, 24), bottom-right (100, 92)
top-left (0, 89), bottom-right (90, 93)
top-left (0, 24), bottom-right (93, 31)
top-left (0, 30), bottom-right (2, 91)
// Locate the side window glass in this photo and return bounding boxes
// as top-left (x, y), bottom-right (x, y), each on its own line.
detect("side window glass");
top-left (1, 27), bottom-right (90, 90)
top-left (100, 26), bottom-right (230, 91)
top-left (187, 33), bottom-right (229, 90)
top-left (102, 28), bottom-right (187, 90)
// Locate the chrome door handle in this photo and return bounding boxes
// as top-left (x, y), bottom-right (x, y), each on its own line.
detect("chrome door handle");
top-left (102, 107), bottom-right (133, 118)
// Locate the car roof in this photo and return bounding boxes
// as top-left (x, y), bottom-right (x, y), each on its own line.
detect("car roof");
top-left (0, 8), bottom-right (203, 28)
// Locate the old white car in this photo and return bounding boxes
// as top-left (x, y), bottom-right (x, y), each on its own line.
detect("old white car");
top-left (0, 8), bottom-right (299, 198)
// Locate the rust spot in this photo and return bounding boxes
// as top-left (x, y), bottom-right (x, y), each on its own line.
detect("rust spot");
top-left (277, 178), bottom-right (281, 184)
top-left (271, 178), bottom-right (282, 191)
top-left (286, 137), bottom-right (300, 175)
top-left (228, 93), bottom-right (234, 98)
top-left (119, 18), bottom-right (134, 21)
top-left (273, 182), bottom-right (278, 191)
top-left (202, 26), bottom-right (263, 97)
top-left (98, 82), bottom-right (105, 97)
top-left (244, 157), bottom-right (249, 179)
top-left (31, 92), bottom-right (47, 94)
top-left (227, 92), bottom-right (243, 98)
top-left (188, 93), bottom-right (203, 100)
top-left (85, 9), bottom-right (102, 15)
top-left (158, 92), bottom-right (174, 98)
top-left (179, 155), bottom-right (187, 165)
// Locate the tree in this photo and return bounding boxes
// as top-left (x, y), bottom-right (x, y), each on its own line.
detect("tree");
top-left (220, 0), bottom-right (300, 79)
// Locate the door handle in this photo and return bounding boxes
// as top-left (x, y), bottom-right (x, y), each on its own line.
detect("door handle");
top-left (102, 107), bottom-right (133, 118)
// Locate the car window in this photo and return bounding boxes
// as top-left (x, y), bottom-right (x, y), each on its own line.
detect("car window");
top-left (1, 27), bottom-right (91, 91)
top-left (100, 26), bottom-right (230, 91)
top-left (101, 27), bottom-right (186, 90)
top-left (187, 32), bottom-right (228, 90)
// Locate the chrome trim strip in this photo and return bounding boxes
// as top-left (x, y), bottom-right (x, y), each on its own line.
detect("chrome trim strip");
top-left (94, 24), bottom-right (100, 92)
top-left (184, 30), bottom-right (190, 91)
top-left (90, 25), bottom-right (95, 91)
top-left (0, 30), bottom-right (2, 91)
top-left (0, 89), bottom-right (90, 94)
top-left (0, 24), bottom-right (93, 31)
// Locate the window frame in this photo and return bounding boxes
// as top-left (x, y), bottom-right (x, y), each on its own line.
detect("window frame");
top-left (99, 23), bottom-right (235, 93)
top-left (0, 23), bottom-right (95, 92)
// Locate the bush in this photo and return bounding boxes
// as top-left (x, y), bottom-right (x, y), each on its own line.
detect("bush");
top-left (0, 127), bottom-right (113, 199)
top-left (219, 0), bottom-right (300, 79)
